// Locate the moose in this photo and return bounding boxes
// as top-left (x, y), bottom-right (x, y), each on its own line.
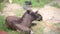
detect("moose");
top-left (5, 10), bottom-right (42, 34)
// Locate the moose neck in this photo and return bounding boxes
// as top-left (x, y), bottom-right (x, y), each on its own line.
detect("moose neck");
top-left (20, 12), bottom-right (33, 27)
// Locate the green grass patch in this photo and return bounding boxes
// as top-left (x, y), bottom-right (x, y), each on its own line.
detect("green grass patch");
top-left (13, 0), bottom-right (52, 7)
top-left (31, 0), bottom-right (52, 7)
top-left (0, 16), bottom-right (7, 31)
top-left (51, 3), bottom-right (60, 8)
top-left (0, 3), bottom-right (4, 12)
top-left (13, 0), bottom-right (26, 5)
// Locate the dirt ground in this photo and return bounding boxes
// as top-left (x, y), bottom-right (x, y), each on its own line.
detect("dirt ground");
top-left (1, 3), bottom-right (22, 16)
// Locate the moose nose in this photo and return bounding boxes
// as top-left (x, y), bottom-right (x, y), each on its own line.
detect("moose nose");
top-left (37, 16), bottom-right (42, 21)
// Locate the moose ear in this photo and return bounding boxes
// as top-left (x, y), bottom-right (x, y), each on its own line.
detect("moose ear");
top-left (27, 10), bottom-right (31, 13)
top-left (27, 10), bottom-right (33, 14)
top-left (35, 11), bottom-right (38, 14)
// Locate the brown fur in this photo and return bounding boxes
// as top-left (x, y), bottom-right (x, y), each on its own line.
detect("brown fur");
top-left (5, 10), bottom-right (42, 34)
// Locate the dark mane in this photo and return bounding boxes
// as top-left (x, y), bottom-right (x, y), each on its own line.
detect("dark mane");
top-left (20, 10), bottom-right (31, 22)
top-left (20, 10), bottom-right (32, 21)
